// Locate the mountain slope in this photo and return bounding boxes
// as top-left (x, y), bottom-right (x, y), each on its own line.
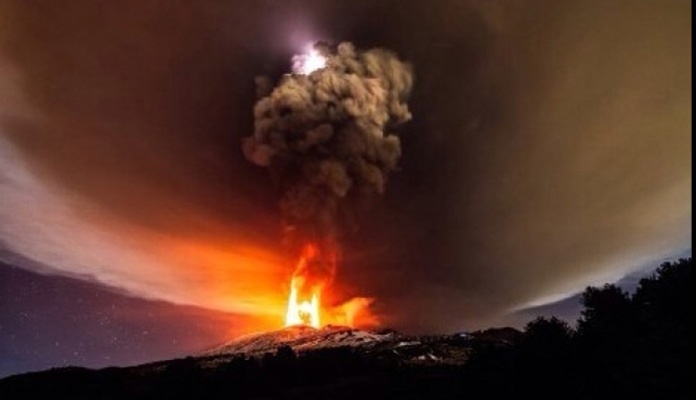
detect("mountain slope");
top-left (0, 326), bottom-right (521, 399)
top-left (205, 325), bottom-right (397, 357)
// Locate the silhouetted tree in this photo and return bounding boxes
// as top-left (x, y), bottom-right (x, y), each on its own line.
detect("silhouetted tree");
top-left (573, 259), bottom-right (693, 399)
top-left (523, 316), bottom-right (573, 348)
top-left (512, 317), bottom-right (577, 396)
top-left (634, 258), bottom-right (692, 330)
top-left (578, 284), bottom-right (634, 336)
top-left (631, 258), bottom-right (692, 398)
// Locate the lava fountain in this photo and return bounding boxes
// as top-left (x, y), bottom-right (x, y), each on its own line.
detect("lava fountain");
top-left (284, 242), bottom-right (334, 328)
top-left (284, 277), bottom-right (320, 328)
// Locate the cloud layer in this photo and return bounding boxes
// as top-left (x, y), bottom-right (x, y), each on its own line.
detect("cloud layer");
top-left (0, 0), bottom-right (690, 332)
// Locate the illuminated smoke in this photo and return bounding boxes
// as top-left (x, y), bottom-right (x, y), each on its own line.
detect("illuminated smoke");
top-left (292, 48), bottom-right (327, 75)
top-left (243, 41), bottom-right (413, 256)
top-left (243, 40), bottom-right (412, 288)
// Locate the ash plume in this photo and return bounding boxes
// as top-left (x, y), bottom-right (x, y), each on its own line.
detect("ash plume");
top-left (243, 42), bottom-right (413, 268)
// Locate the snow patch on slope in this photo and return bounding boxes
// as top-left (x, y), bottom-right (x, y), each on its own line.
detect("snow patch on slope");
top-left (205, 325), bottom-right (396, 357)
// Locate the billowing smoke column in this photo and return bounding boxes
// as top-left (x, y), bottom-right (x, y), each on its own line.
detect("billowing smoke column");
top-left (243, 41), bottom-right (413, 319)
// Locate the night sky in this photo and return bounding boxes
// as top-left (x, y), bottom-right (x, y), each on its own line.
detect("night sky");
top-left (0, 0), bottom-right (691, 377)
top-left (0, 259), bottom-right (250, 378)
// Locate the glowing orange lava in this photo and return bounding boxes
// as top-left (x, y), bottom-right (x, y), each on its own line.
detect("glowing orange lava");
top-left (285, 276), bottom-right (320, 328)
top-left (284, 243), bottom-right (326, 328)
top-left (281, 241), bottom-right (381, 329)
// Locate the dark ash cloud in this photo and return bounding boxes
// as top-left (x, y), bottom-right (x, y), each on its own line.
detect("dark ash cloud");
top-left (244, 41), bottom-right (413, 289)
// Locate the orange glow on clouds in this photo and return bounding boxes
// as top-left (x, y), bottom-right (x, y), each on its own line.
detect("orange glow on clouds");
top-left (165, 238), bottom-right (379, 330)
top-left (282, 242), bottom-right (378, 329)
top-left (119, 228), bottom-right (380, 332)
top-left (0, 135), bottom-right (376, 334)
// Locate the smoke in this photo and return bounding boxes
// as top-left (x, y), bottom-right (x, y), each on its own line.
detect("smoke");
top-left (243, 42), bottom-right (413, 283)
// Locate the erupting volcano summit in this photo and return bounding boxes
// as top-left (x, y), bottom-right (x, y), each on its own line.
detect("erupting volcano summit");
top-left (242, 42), bottom-right (414, 328)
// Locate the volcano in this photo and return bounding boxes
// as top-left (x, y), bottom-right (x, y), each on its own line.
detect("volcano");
top-left (0, 326), bottom-right (523, 399)
top-left (205, 325), bottom-right (397, 358)
top-left (198, 325), bottom-right (520, 368)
